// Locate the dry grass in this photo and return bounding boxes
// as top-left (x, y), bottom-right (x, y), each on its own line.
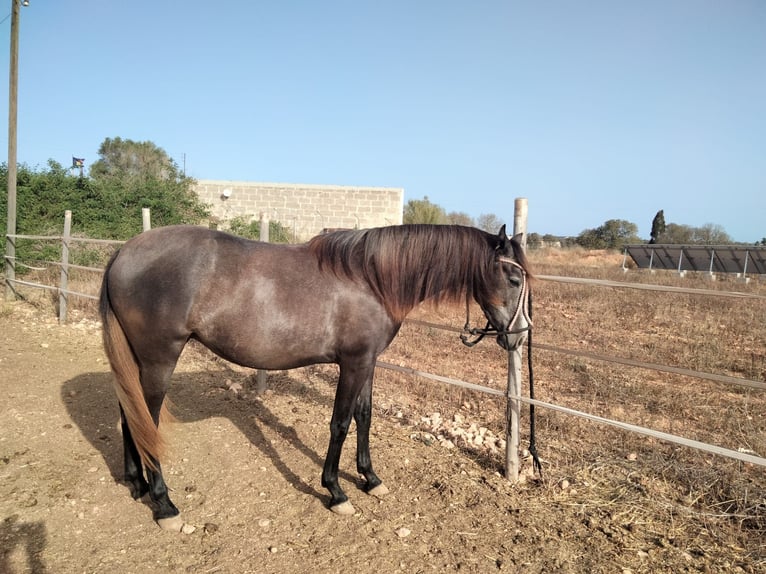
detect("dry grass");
top-left (373, 247), bottom-right (766, 566)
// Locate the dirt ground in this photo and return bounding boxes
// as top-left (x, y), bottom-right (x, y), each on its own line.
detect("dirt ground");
top-left (0, 299), bottom-right (763, 574)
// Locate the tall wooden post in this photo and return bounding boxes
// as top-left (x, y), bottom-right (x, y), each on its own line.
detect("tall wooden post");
top-left (5, 0), bottom-right (22, 299)
top-left (58, 211), bottom-right (72, 324)
top-left (255, 212), bottom-right (270, 393)
top-left (142, 208), bottom-right (151, 232)
top-left (505, 198), bottom-right (528, 481)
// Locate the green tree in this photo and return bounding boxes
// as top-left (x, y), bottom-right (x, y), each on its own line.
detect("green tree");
top-left (1, 138), bottom-right (210, 243)
top-left (660, 223), bottom-right (694, 244)
top-left (576, 219), bottom-right (640, 250)
top-left (89, 137), bottom-right (177, 180)
top-left (649, 210), bottom-right (665, 244)
top-left (88, 137), bottom-right (209, 238)
top-left (403, 196), bottom-right (448, 224)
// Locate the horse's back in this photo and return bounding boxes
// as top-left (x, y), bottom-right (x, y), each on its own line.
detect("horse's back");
top-left (105, 227), bottom-right (262, 338)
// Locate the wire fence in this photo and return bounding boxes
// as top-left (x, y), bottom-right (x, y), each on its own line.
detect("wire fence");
top-left (4, 214), bottom-right (765, 472)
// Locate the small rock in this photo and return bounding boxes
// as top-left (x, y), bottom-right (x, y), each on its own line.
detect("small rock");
top-left (268, 546), bottom-right (278, 553)
top-left (181, 524), bottom-right (196, 535)
top-left (560, 479), bottom-right (570, 490)
top-left (626, 452), bottom-right (638, 461)
top-left (395, 527), bottom-right (411, 538)
top-left (258, 519), bottom-right (271, 528)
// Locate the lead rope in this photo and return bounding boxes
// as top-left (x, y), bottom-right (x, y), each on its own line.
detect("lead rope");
top-left (460, 258), bottom-right (542, 477)
top-left (526, 291), bottom-right (542, 476)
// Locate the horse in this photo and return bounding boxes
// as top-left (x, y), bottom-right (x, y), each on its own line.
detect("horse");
top-left (98, 223), bottom-right (532, 529)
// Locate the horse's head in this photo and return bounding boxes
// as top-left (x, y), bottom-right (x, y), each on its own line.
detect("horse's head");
top-left (480, 225), bottom-right (532, 351)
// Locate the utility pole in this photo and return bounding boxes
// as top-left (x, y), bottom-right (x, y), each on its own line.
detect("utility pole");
top-left (5, 0), bottom-right (27, 299)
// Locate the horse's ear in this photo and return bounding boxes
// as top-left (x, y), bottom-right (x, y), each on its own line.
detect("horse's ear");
top-left (512, 232), bottom-right (524, 244)
top-left (495, 225), bottom-right (511, 253)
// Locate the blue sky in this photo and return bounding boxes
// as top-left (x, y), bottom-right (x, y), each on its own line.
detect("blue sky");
top-left (1, 1), bottom-right (764, 241)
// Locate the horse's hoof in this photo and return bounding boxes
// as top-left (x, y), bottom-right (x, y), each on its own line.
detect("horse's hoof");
top-left (330, 501), bottom-right (356, 516)
top-left (368, 483), bottom-right (389, 498)
top-left (157, 514), bottom-right (184, 532)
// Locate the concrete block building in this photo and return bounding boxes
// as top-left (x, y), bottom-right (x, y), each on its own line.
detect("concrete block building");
top-left (194, 180), bottom-right (404, 241)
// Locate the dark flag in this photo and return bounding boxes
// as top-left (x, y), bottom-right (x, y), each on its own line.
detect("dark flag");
top-left (72, 157), bottom-right (85, 168)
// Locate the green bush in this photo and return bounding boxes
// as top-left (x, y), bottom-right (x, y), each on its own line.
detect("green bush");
top-left (227, 216), bottom-right (293, 243)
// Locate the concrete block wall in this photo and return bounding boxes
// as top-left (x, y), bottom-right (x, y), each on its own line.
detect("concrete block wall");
top-left (194, 180), bottom-right (404, 240)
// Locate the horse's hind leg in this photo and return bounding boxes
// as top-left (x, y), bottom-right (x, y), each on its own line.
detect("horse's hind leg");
top-left (139, 363), bottom-right (183, 530)
top-left (354, 379), bottom-right (387, 497)
top-left (120, 404), bottom-right (150, 500)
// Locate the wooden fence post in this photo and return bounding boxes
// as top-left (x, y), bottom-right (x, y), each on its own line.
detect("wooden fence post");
top-left (59, 210), bottom-right (72, 324)
top-left (259, 212), bottom-right (270, 243)
top-left (142, 208), bottom-right (151, 232)
top-left (505, 198), bottom-right (528, 481)
top-left (255, 212), bottom-right (270, 393)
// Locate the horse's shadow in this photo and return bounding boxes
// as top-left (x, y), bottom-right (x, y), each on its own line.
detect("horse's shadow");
top-left (0, 516), bottom-right (48, 574)
top-left (61, 367), bottom-right (359, 513)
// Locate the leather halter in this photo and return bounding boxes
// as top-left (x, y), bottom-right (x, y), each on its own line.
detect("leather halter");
top-left (460, 256), bottom-right (532, 347)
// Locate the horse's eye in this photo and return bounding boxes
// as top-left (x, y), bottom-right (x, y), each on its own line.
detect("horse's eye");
top-left (508, 275), bottom-right (521, 287)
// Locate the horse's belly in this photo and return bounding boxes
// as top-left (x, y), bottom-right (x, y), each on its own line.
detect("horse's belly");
top-left (195, 327), bottom-right (336, 371)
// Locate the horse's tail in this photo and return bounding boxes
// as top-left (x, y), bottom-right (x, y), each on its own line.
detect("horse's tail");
top-left (99, 251), bottom-right (171, 470)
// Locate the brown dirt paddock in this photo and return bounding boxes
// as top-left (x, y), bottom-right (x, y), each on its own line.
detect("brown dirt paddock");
top-left (1, 249), bottom-right (764, 573)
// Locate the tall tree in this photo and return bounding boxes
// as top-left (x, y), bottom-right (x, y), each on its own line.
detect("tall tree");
top-left (576, 219), bottom-right (640, 250)
top-left (88, 137), bottom-right (208, 237)
top-left (403, 196), bottom-right (448, 224)
top-left (649, 210), bottom-right (666, 244)
top-left (89, 137), bottom-right (179, 181)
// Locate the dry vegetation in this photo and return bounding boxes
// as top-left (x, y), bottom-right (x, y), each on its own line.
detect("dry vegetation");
top-left (2, 245), bottom-right (765, 572)
top-left (372, 248), bottom-right (766, 568)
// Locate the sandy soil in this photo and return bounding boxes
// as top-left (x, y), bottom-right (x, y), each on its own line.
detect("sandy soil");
top-left (0, 299), bottom-right (762, 573)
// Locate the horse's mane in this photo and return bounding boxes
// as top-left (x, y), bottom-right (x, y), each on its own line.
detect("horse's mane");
top-left (308, 224), bottom-right (530, 323)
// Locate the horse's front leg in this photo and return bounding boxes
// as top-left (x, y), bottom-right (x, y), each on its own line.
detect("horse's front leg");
top-left (322, 358), bottom-right (374, 515)
top-left (354, 378), bottom-right (388, 498)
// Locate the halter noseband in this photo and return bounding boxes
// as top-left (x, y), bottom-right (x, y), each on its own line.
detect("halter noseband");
top-left (460, 256), bottom-right (533, 348)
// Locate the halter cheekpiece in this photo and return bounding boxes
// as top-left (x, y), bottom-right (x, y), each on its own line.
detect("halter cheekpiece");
top-left (460, 256), bottom-right (533, 347)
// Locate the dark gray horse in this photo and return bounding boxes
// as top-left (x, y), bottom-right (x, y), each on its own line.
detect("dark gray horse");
top-left (99, 223), bottom-right (531, 529)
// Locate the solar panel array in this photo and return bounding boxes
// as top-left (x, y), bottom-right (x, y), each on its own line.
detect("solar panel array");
top-left (625, 245), bottom-right (766, 275)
